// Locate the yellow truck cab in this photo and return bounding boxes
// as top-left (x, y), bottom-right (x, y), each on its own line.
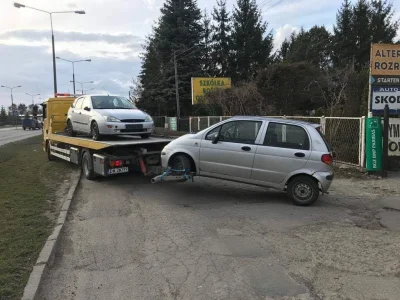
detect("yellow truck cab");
top-left (41, 94), bottom-right (171, 180)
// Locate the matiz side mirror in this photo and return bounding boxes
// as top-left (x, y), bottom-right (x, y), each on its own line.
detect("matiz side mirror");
top-left (83, 106), bottom-right (91, 111)
top-left (212, 134), bottom-right (219, 144)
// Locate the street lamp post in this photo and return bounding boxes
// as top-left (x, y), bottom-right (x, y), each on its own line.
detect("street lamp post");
top-left (14, 2), bottom-right (86, 96)
top-left (25, 93), bottom-right (40, 105)
top-left (56, 57), bottom-right (91, 94)
top-left (73, 81), bottom-right (94, 95)
top-left (1, 85), bottom-right (21, 128)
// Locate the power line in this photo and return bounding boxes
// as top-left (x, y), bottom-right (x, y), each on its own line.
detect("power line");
top-left (263, 0), bottom-right (285, 11)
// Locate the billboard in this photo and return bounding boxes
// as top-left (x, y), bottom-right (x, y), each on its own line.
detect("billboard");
top-left (371, 86), bottom-right (400, 113)
top-left (191, 77), bottom-right (231, 105)
top-left (388, 118), bottom-right (400, 156)
top-left (370, 44), bottom-right (400, 76)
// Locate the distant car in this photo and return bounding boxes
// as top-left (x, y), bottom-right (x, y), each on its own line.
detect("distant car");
top-left (161, 116), bottom-right (334, 206)
top-left (66, 95), bottom-right (154, 140)
top-left (22, 118), bottom-right (42, 130)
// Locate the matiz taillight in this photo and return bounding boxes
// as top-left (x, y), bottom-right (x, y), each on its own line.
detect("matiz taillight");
top-left (321, 154), bottom-right (333, 166)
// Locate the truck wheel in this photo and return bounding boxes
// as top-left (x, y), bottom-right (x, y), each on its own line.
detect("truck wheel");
top-left (23, 127), bottom-right (26, 130)
top-left (169, 154), bottom-right (192, 175)
top-left (91, 121), bottom-right (102, 141)
top-left (66, 120), bottom-right (77, 137)
top-left (287, 175), bottom-right (319, 206)
top-left (140, 134), bottom-right (151, 139)
top-left (82, 151), bottom-right (95, 180)
top-left (46, 142), bottom-right (53, 161)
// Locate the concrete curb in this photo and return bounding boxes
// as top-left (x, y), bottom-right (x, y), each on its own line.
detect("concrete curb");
top-left (21, 172), bottom-right (81, 300)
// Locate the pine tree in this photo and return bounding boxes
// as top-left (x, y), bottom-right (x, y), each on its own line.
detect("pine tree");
top-left (17, 103), bottom-right (27, 115)
top-left (202, 10), bottom-right (214, 75)
top-left (0, 106), bottom-right (7, 123)
top-left (370, 0), bottom-right (399, 43)
top-left (230, 0), bottom-right (273, 81)
top-left (353, 0), bottom-right (371, 69)
top-left (332, 0), bottom-right (356, 68)
top-left (211, 0), bottom-right (231, 76)
top-left (152, 0), bottom-right (204, 116)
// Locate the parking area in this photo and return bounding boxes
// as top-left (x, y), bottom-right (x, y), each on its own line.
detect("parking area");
top-left (39, 173), bottom-right (400, 300)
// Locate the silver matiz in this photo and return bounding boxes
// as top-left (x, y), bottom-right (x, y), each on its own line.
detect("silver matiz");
top-left (161, 116), bottom-right (334, 206)
top-left (66, 95), bottom-right (154, 140)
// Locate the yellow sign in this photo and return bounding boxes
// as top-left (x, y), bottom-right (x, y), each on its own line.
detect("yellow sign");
top-left (370, 44), bottom-right (400, 75)
top-left (191, 77), bottom-right (231, 104)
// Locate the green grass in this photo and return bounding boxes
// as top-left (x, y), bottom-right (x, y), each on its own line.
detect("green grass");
top-left (0, 136), bottom-right (74, 299)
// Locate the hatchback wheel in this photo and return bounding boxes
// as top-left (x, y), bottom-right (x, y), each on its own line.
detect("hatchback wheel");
top-left (91, 121), bottom-right (101, 141)
top-left (66, 120), bottom-right (76, 137)
top-left (288, 175), bottom-right (319, 206)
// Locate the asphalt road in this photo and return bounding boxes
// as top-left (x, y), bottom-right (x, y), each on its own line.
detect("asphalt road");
top-left (39, 173), bottom-right (400, 300)
top-left (0, 127), bottom-right (42, 146)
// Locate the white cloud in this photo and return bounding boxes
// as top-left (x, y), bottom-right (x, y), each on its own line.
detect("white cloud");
top-left (273, 24), bottom-right (299, 51)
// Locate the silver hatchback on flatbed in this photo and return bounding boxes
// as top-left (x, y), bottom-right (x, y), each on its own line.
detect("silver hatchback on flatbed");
top-left (161, 116), bottom-right (334, 206)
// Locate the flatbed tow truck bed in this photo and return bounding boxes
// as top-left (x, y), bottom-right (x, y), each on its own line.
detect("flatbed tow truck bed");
top-left (46, 133), bottom-right (172, 179)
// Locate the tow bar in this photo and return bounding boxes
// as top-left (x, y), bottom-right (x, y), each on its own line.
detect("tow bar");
top-left (151, 167), bottom-right (195, 184)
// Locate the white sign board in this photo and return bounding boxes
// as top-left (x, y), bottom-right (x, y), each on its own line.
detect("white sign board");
top-left (389, 118), bottom-right (400, 156)
top-left (371, 86), bottom-right (400, 112)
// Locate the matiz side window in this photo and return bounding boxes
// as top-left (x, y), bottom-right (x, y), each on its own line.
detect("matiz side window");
top-left (264, 122), bottom-right (310, 150)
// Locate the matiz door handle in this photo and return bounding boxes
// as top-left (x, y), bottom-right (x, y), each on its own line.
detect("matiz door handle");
top-left (295, 152), bottom-right (305, 157)
top-left (242, 146), bottom-right (251, 151)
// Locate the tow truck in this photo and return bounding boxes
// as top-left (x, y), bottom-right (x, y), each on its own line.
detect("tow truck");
top-left (42, 94), bottom-right (177, 180)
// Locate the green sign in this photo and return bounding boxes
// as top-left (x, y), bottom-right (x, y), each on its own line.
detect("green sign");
top-left (365, 117), bottom-right (382, 171)
top-left (168, 117), bottom-right (177, 131)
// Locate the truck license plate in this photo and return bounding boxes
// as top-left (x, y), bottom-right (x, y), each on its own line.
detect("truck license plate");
top-left (108, 167), bottom-right (129, 175)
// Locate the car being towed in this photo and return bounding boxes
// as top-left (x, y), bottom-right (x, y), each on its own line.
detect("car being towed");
top-left (66, 95), bottom-right (154, 140)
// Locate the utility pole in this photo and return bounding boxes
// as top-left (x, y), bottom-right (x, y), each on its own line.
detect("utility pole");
top-left (173, 50), bottom-right (180, 129)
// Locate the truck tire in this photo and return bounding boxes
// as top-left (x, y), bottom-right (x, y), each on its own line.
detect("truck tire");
top-left (23, 127), bottom-right (26, 130)
top-left (287, 175), bottom-right (319, 206)
top-left (82, 151), bottom-right (95, 180)
top-left (140, 134), bottom-right (151, 139)
top-left (46, 142), bottom-right (53, 161)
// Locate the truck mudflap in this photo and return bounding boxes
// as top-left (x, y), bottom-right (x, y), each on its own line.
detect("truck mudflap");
top-left (151, 167), bottom-right (195, 183)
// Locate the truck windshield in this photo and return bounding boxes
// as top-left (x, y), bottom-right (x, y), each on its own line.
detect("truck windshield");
top-left (91, 96), bottom-right (136, 109)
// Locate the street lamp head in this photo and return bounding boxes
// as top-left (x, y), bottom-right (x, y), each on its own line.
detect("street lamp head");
top-left (86, 59), bottom-right (91, 62)
top-left (17, 85), bottom-right (21, 88)
top-left (14, 2), bottom-right (25, 8)
top-left (56, 56), bottom-right (60, 59)
top-left (75, 10), bottom-right (85, 14)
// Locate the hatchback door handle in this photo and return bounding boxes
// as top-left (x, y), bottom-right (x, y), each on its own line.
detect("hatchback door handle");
top-left (295, 152), bottom-right (305, 157)
top-left (242, 146), bottom-right (251, 151)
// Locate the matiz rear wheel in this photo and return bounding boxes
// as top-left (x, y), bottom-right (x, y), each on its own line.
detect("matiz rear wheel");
top-left (287, 175), bottom-right (319, 206)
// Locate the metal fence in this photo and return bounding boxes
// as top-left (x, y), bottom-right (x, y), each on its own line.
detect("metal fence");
top-left (154, 115), bottom-right (366, 167)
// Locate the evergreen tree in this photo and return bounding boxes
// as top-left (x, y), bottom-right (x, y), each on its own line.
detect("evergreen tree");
top-left (280, 26), bottom-right (332, 69)
top-left (17, 103), bottom-right (27, 115)
top-left (138, 36), bottom-right (167, 115)
top-left (332, 0), bottom-right (355, 68)
top-left (211, 0), bottom-right (231, 76)
top-left (202, 10), bottom-right (214, 75)
top-left (230, 0), bottom-right (273, 81)
top-left (353, 0), bottom-right (371, 69)
top-left (0, 106), bottom-right (7, 123)
top-left (370, 0), bottom-right (399, 43)
top-left (153, 0), bottom-right (204, 116)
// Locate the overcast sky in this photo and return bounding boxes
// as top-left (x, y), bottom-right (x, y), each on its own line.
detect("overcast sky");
top-left (0, 0), bottom-right (399, 108)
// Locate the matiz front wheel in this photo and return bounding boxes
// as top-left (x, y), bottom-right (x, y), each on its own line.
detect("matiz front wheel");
top-left (287, 175), bottom-right (319, 206)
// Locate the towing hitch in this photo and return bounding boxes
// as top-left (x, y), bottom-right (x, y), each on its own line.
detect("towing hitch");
top-left (151, 167), bottom-right (195, 184)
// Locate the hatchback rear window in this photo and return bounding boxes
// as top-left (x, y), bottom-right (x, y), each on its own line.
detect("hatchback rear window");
top-left (316, 127), bottom-right (333, 152)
